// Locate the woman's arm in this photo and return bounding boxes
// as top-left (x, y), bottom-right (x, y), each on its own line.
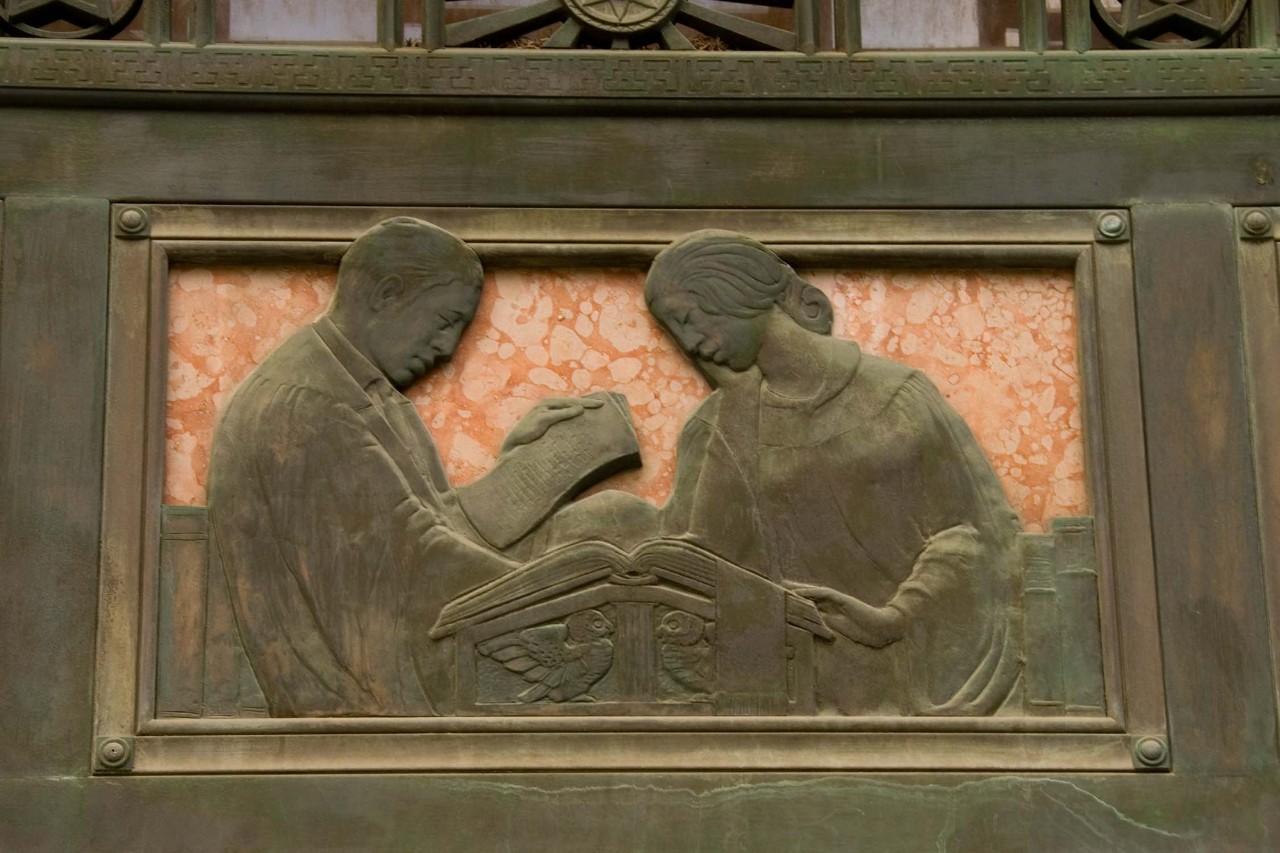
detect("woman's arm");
top-left (786, 524), bottom-right (982, 648)
top-left (784, 582), bottom-right (907, 648)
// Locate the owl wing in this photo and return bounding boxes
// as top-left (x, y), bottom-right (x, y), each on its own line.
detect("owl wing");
top-left (659, 640), bottom-right (714, 693)
top-left (548, 639), bottom-right (615, 702)
top-left (477, 623), bottom-right (571, 698)
top-left (577, 639), bottom-right (615, 686)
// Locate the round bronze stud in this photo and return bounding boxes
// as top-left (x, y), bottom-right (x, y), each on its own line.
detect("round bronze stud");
top-left (1097, 212), bottom-right (1128, 240)
top-left (1134, 736), bottom-right (1168, 768)
top-left (97, 737), bottom-right (131, 769)
top-left (117, 207), bottom-right (148, 235)
top-left (1242, 209), bottom-right (1273, 238)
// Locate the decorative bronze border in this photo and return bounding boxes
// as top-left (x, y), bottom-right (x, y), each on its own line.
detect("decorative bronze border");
top-left (94, 204), bottom-right (1167, 773)
top-left (4, 43), bottom-right (1280, 105)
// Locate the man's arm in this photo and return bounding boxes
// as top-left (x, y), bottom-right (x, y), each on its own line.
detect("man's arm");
top-left (456, 392), bottom-right (640, 550)
top-left (281, 386), bottom-right (518, 611)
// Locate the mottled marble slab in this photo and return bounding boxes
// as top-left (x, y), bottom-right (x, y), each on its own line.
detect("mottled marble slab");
top-left (166, 265), bottom-right (1084, 532)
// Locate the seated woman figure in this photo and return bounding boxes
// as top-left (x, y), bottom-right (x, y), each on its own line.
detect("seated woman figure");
top-left (581, 229), bottom-right (1025, 716)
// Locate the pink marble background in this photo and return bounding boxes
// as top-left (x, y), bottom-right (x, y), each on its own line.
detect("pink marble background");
top-left (166, 265), bottom-right (1085, 532)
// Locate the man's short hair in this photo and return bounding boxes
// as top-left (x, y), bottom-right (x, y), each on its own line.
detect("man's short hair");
top-left (332, 217), bottom-right (483, 313)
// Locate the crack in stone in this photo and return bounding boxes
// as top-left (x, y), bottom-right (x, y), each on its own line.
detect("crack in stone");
top-left (400, 773), bottom-right (1197, 846)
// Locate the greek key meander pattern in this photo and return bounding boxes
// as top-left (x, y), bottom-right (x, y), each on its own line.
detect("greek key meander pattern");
top-left (1, 44), bottom-right (1279, 99)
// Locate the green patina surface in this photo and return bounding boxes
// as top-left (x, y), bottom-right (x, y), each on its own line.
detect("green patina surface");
top-left (2, 27), bottom-right (1279, 849)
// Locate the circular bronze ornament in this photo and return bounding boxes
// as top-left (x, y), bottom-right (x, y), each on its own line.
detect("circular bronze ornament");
top-left (1097, 211), bottom-right (1128, 240)
top-left (1091, 0), bottom-right (1247, 50)
top-left (0, 0), bottom-right (144, 39)
top-left (117, 206), bottom-right (149, 236)
top-left (96, 737), bottom-right (132, 770)
top-left (1133, 735), bottom-right (1169, 768)
top-left (563, 0), bottom-right (681, 35)
top-left (1242, 209), bottom-right (1274, 238)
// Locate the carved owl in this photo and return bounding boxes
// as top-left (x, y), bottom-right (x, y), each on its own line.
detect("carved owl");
top-left (478, 609), bottom-right (616, 703)
top-left (656, 610), bottom-right (714, 694)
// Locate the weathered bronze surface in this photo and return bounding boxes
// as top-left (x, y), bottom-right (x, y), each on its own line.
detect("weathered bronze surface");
top-left (3, 12), bottom-right (1280, 847)
top-left (195, 221), bottom-right (1106, 724)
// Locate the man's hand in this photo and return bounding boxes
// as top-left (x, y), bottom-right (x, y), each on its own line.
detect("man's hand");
top-left (501, 396), bottom-right (605, 453)
top-left (784, 581), bottom-right (907, 649)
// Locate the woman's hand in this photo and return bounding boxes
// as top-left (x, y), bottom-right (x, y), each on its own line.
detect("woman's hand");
top-left (501, 396), bottom-right (604, 453)
top-left (784, 582), bottom-right (907, 648)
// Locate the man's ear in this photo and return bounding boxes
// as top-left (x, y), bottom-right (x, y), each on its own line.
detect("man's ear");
top-left (368, 274), bottom-right (405, 312)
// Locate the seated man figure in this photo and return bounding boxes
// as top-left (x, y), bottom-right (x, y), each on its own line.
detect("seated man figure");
top-left (208, 217), bottom-right (596, 717)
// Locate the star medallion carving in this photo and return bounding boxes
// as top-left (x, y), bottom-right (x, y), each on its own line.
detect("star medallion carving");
top-left (589, 0), bottom-right (664, 25)
top-left (1124, 0), bottom-right (1220, 40)
top-left (564, 0), bottom-right (680, 34)
top-left (0, 0), bottom-right (142, 38)
top-left (9, 0), bottom-right (112, 28)
top-left (1092, 0), bottom-right (1246, 48)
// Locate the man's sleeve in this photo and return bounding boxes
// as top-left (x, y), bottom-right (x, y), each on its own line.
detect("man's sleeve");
top-left (272, 386), bottom-right (516, 620)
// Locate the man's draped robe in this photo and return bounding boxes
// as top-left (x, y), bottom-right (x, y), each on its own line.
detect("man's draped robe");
top-left (208, 317), bottom-right (511, 717)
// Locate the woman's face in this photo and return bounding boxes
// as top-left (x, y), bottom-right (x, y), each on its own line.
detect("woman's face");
top-left (650, 289), bottom-right (768, 373)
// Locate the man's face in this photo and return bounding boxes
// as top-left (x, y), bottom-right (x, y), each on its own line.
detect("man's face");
top-left (367, 273), bottom-right (481, 389)
top-left (650, 289), bottom-right (767, 377)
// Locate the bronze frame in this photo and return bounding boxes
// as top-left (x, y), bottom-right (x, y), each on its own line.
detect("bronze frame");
top-left (94, 203), bottom-right (1165, 773)
top-left (1238, 208), bottom-right (1280, 727)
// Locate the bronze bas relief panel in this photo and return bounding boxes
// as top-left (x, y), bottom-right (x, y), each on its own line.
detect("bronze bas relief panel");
top-left (94, 205), bottom-right (1165, 773)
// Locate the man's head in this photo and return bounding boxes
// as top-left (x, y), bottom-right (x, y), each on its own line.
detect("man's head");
top-left (328, 217), bottom-right (484, 389)
top-left (645, 230), bottom-right (833, 373)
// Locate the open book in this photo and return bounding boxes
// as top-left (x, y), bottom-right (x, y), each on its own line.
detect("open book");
top-left (456, 391), bottom-right (641, 549)
top-left (430, 537), bottom-right (832, 640)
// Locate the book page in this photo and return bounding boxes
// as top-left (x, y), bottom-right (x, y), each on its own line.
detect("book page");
top-left (456, 391), bottom-right (641, 548)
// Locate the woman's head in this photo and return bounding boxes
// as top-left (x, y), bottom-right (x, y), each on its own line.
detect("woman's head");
top-left (645, 230), bottom-right (832, 371)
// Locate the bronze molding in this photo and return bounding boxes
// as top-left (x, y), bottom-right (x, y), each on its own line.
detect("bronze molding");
top-left (3, 43), bottom-right (1280, 109)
